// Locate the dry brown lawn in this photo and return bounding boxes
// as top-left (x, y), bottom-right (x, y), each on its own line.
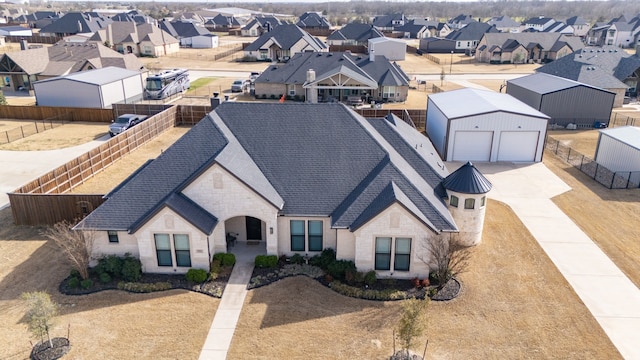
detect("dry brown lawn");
top-left (70, 126), bottom-right (191, 194)
top-left (0, 122), bottom-right (109, 151)
top-left (0, 207), bottom-right (218, 360)
top-left (544, 153), bottom-right (640, 289)
top-left (228, 199), bottom-right (619, 359)
top-left (547, 129), bottom-right (601, 158)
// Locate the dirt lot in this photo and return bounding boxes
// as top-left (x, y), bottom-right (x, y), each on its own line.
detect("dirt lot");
top-left (0, 121), bottom-right (109, 151)
top-left (547, 129), bottom-right (601, 158)
top-left (0, 207), bottom-right (218, 360)
top-left (228, 200), bottom-right (619, 359)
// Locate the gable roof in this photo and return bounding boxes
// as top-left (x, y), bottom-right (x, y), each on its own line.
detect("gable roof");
top-left (428, 88), bottom-right (550, 120)
top-left (39, 12), bottom-right (112, 35)
top-left (395, 22), bottom-right (427, 37)
top-left (244, 24), bottom-right (326, 52)
top-left (297, 12), bottom-right (330, 28)
top-left (160, 20), bottom-right (210, 38)
top-left (565, 16), bottom-right (588, 26)
top-left (599, 126), bottom-right (640, 150)
top-left (480, 32), bottom-right (584, 52)
top-left (524, 17), bottom-right (554, 26)
top-left (487, 16), bottom-right (520, 28)
top-left (256, 52), bottom-right (408, 87)
top-left (327, 23), bottom-right (384, 42)
top-left (446, 22), bottom-right (498, 41)
top-left (34, 66), bottom-right (141, 86)
top-left (243, 15), bottom-right (283, 31)
top-left (372, 13), bottom-right (405, 28)
top-left (78, 103), bottom-right (457, 234)
top-left (536, 46), bottom-right (640, 89)
top-left (508, 72), bottom-right (615, 95)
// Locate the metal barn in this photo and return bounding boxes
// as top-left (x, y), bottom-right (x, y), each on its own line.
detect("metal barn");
top-left (368, 37), bottom-right (406, 61)
top-left (33, 67), bottom-right (144, 108)
top-left (595, 126), bottom-right (640, 185)
top-left (426, 88), bottom-right (550, 162)
top-left (507, 73), bottom-right (615, 127)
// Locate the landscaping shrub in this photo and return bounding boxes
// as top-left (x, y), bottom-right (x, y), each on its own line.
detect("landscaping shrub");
top-left (80, 279), bottom-right (93, 289)
top-left (278, 255), bottom-right (289, 266)
top-left (117, 282), bottom-right (172, 293)
top-left (186, 269), bottom-right (208, 283)
top-left (364, 271), bottom-right (377, 286)
top-left (101, 255), bottom-right (124, 277)
top-left (310, 248), bottom-right (336, 270)
top-left (70, 269), bottom-right (80, 279)
top-left (255, 255), bottom-right (278, 268)
top-left (290, 253), bottom-right (304, 265)
top-left (222, 253), bottom-right (236, 266)
top-left (327, 259), bottom-right (356, 280)
top-left (121, 255), bottom-right (142, 282)
top-left (330, 280), bottom-right (407, 301)
top-left (261, 94), bottom-right (267, 99)
top-left (213, 253), bottom-right (225, 263)
top-left (99, 272), bottom-right (111, 284)
top-left (210, 258), bottom-right (222, 274)
top-left (67, 277), bottom-right (80, 289)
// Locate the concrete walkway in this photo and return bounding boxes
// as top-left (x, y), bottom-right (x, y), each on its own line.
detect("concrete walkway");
top-left (199, 242), bottom-right (265, 360)
top-left (469, 162), bottom-right (640, 360)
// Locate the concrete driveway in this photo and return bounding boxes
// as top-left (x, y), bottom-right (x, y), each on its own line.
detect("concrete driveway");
top-left (448, 161), bottom-right (640, 360)
top-left (0, 135), bottom-right (110, 209)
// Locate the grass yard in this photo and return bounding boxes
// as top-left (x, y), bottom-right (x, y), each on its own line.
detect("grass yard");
top-left (227, 200), bottom-right (619, 359)
top-left (0, 121), bottom-right (109, 151)
top-left (0, 207), bottom-right (218, 360)
top-left (547, 129), bottom-right (601, 158)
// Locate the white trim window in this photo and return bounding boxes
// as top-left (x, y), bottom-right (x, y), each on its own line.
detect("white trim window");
top-left (290, 220), bottom-right (323, 252)
top-left (375, 237), bottom-right (412, 271)
top-left (154, 233), bottom-right (191, 267)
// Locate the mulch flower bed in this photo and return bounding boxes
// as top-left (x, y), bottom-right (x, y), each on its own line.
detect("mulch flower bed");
top-left (30, 337), bottom-right (70, 360)
top-left (59, 267), bottom-right (233, 298)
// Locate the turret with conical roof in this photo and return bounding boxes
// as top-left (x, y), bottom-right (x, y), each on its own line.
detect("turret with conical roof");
top-left (441, 162), bottom-right (492, 246)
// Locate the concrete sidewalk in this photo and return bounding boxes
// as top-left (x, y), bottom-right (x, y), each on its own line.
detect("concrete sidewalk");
top-left (0, 135), bottom-right (110, 208)
top-left (470, 162), bottom-right (640, 360)
top-left (199, 242), bottom-right (265, 360)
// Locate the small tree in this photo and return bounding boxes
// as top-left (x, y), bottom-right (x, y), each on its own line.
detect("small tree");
top-left (395, 298), bottom-right (429, 359)
top-left (513, 52), bottom-right (524, 68)
top-left (418, 234), bottom-right (472, 289)
top-left (22, 291), bottom-right (58, 348)
top-left (439, 67), bottom-right (445, 87)
top-left (42, 221), bottom-right (95, 280)
top-left (0, 91), bottom-right (7, 105)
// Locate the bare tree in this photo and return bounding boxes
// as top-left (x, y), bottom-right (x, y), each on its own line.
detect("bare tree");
top-left (42, 221), bottom-right (95, 280)
top-left (394, 298), bottom-right (429, 360)
top-left (418, 234), bottom-right (472, 289)
top-left (22, 291), bottom-right (58, 348)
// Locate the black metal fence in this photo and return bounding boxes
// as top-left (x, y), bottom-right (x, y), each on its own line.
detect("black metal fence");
top-left (545, 137), bottom-right (640, 189)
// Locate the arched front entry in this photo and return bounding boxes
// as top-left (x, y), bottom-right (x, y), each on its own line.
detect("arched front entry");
top-left (224, 216), bottom-right (267, 252)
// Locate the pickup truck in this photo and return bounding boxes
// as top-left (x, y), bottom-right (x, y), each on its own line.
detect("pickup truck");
top-left (108, 114), bottom-right (148, 137)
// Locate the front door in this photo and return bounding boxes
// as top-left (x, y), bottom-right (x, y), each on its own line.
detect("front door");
top-left (246, 216), bottom-right (262, 241)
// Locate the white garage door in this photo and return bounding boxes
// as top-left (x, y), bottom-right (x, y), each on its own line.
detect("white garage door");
top-left (452, 131), bottom-right (493, 162)
top-left (497, 131), bottom-right (540, 162)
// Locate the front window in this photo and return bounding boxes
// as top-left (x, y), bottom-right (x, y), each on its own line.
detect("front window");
top-left (290, 220), bottom-right (305, 251)
top-left (465, 198), bottom-right (475, 209)
top-left (375, 237), bottom-right (392, 270)
top-left (108, 230), bottom-right (119, 243)
top-left (394, 238), bottom-right (411, 271)
top-left (155, 234), bottom-right (172, 266)
top-left (375, 237), bottom-right (411, 271)
top-left (173, 234), bottom-right (191, 267)
top-left (308, 221), bottom-right (323, 251)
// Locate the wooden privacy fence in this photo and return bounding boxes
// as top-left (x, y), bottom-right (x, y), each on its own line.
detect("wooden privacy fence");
top-left (355, 108), bottom-right (426, 130)
top-left (9, 194), bottom-right (106, 226)
top-left (9, 106), bottom-right (179, 225)
top-left (0, 105), bottom-right (113, 122)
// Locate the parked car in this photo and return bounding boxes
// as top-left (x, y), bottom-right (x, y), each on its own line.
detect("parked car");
top-left (109, 114), bottom-right (148, 137)
top-left (231, 79), bottom-right (248, 92)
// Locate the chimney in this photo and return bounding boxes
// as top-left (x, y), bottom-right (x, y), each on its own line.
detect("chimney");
top-left (306, 69), bottom-right (318, 103)
top-left (369, 47), bottom-right (375, 62)
top-left (20, 39), bottom-right (28, 50)
top-left (210, 92), bottom-right (221, 109)
top-left (77, 20), bottom-right (82, 33)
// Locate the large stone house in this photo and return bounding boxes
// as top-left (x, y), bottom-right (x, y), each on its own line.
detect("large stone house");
top-left (253, 51), bottom-right (410, 103)
top-left (90, 22), bottom-right (179, 57)
top-left (243, 24), bottom-right (327, 62)
top-left (326, 23), bottom-right (384, 46)
top-left (75, 102), bottom-right (491, 279)
top-left (476, 33), bottom-right (583, 64)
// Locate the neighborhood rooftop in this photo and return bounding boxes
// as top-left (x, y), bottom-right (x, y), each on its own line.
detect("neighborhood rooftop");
top-left (508, 73), bottom-right (614, 95)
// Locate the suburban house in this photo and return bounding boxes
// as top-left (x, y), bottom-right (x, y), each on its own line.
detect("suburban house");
top-left (12, 11), bottom-right (59, 28)
top-left (0, 25), bottom-right (32, 37)
top-left (38, 12), bottom-right (112, 37)
top-left (399, 19), bottom-right (451, 39)
top-left (243, 24), bottom-right (327, 62)
top-left (586, 15), bottom-right (640, 48)
top-left (241, 15), bottom-right (284, 37)
top-left (75, 102), bottom-right (492, 279)
top-left (447, 14), bottom-right (477, 30)
top-left (205, 14), bottom-right (244, 31)
top-left (327, 23), bottom-right (384, 46)
top-left (111, 10), bottom-right (157, 26)
top-left (90, 22), bottom-right (179, 56)
top-left (445, 22), bottom-right (499, 52)
top-left (419, 37), bottom-right (458, 54)
top-left (536, 46), bottom-right (640, 106)
top-left (0, 41), bottom-right (144, 92)
top-left (253, 51), bottom-right (409, 103)
top-left (565, 16), bottom-right (590, 38)
top-left (475, 33), bottom-right (584, 64)
top-left (296, 12), bottom-right (331, 32)
top-left (521, 16), bottom-right (557, 32)
top-left (486, 16), bottom-right (520, 33)
top-left (372, 13), bottom-right (407, 32)
top-left (160, 20), bottom-right (218, 48)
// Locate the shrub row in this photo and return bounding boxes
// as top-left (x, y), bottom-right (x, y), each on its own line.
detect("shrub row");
top-left (117, 281), bottom-right (172, 293)
top-left (255, 255), bottom-right (278, 268)
top-left (330, 280), bottom-right (408, 301)
top-left (212, 253), bottom-right (236, 267)
top-left (93, 253), bottom-right (142, 282)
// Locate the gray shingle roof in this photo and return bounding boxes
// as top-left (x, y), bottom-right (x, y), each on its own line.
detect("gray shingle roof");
top-left (372, 14), bottom-right (405, 28)
top-left (442, 162), bottom-right (492, 194)
top-left (39, 12), bottom-right (112, 35)
top-left (565, 16), bottom-right (587, 26)
top-left (78, 102), bottom-right (457, 234)
top-left (160, 20), bottom-right (210, 38)
top-left (327, 23), bottom-right (384, 42)
top-left (487, 16), bottom-right (520, 28)
top-left (446, 22), bottom-right (498, 41)
top-left (297, 12), bottom-right (330, 28)
top-left (480, 33), bottom-right (584, 53)
top-left (524, 17), bottom-right (553, 25)
top-left (244, 24), bottom-right (326, 52)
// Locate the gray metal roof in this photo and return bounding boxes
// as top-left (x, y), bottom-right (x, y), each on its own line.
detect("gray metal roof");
top-left (599, 126), bottom-right (640, 151)
top-left (79, 102), bottom-right (457, 234)
top-left (442, 162), bottom-right (492, 194)
top-left (34, 66), bottom-right (141, 86)
top-left (507, 73), bottom-right (614, 95)
top-left (428, 88), bottom-right (550, 120)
